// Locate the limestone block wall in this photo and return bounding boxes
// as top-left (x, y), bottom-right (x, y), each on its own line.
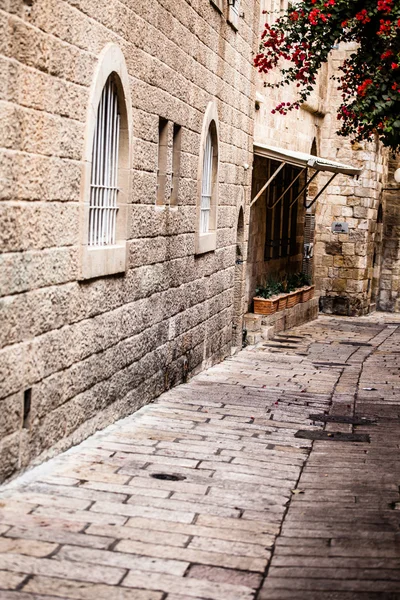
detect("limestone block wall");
top-left (0, 0), bottom-right (258, 482)
top-left (314, 45), bottom-right (385, 316)
top-left (378, 154), bottom-right (400, 312)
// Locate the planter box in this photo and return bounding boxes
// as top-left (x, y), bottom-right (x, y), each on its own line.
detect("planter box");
top-left (253, 297), bottom-right (279, 315)
top-left (286, 290), bottom-right (301, 308)
top-left (300, 285), bottom-right (315, 303)
top-left (277, 294), bottom-right (288, 311)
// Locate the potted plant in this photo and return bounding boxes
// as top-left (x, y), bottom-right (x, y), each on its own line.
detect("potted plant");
top-left (253, 278), bottom-right (284, 315)
top-left (253, 272), bottom-right (314, 315)
top-left (296, 272), bottom-right (314, 303)
top-left (285, 273), bottom-right (302, 308)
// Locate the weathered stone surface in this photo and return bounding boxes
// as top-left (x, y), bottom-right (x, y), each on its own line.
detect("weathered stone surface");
top-left (0, 315), bottom-right (399, 599)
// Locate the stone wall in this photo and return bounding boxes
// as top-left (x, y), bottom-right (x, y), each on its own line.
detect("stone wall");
top-left (377, 154), bottom-right (400, 312)
top-left (313, 45), bottom-right (385, 316)
top-left (0, 0), bottom-right (259, 482)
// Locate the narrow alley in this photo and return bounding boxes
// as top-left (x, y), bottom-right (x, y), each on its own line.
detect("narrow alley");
top-left (0, 314), bottom-right (400, 600)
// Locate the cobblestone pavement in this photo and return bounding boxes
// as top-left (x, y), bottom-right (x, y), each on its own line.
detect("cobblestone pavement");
top-left (1, 314), bottom-right (400, 600)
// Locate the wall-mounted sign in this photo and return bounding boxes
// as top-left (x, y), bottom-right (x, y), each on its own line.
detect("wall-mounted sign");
top-left (331, 222), bottom-right (349, 234)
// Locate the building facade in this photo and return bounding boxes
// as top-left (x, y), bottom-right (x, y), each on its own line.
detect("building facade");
top-left (1, 0), bottom-right (399, 483)
top-left (0, 0), bottom-right (259, 482)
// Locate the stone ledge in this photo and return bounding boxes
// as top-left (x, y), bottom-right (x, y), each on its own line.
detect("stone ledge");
top-left (244, 297), bottom-right (319, 344)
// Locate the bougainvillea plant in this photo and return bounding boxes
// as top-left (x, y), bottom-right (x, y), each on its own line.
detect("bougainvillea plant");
top-left (254, 0), bottom-right (400, 150)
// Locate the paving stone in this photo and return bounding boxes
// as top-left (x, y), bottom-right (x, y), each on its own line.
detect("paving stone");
top-left (186, 564), bottom-right (262, 588)
top-left (0, 569), bottom-right (28, 590)
top-left (0, 553), bottom-right (126, 584)
top-left (56, 545), bottom-right (189, 576)
top-left (0, 537), bottom-right (57, 558)
top-left (22, 576), bottom-right (163, 599)
top-left (123, 571), bottom-right (255, 600)
top-left (5, 526), bottom-right (112, 550)
top-left (115, 539), bottom-right (267, 572)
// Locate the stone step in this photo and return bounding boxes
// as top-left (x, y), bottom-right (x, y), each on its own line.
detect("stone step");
top-left (243, 313), bottom-right (263, 333)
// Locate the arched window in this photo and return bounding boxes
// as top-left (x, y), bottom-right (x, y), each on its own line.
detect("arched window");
top-left (196, 102), bottom-right (219, 254)
top-left (89, 76), bottom-right (120, 247)
top-left (80, 44), bottom-right (132, 280)
top-left (200, 129), bottom-right (214, 234)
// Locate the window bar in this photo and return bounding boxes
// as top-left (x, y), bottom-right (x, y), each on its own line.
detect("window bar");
top-left (98, 91), bottom-right (106, 245)
top-left (107, 80), bottom-right (114, 244)
top-left (98, 85), bottom-right (105, 246)
top-left (89, 100), bottom-right (99, 247)
top-left (106, 86), bottom-right (112, 246)
top-left (112, 107), bottom-right (120, 245)
top-left (267, 167), bottom-right (306, 211)
top-left (107, 86), bottom-right (118, 244)
top-left (94, 93), bottom-right (104, 246)
top-left (102, 82), bottom-right (109, 243)
top-left (201, 131), bottom-right (212, 234)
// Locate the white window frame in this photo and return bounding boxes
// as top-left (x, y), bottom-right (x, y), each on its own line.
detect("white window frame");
top-left (228, 0), bottom-right (240, 29)
top-left (196, 102), bottom-right (219, 255)
top-left (79, 44), bottom-right (132, 280)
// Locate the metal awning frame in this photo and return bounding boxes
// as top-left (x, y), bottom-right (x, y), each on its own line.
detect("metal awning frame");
top-left (250, 162), bottom-right (285, 208)
top-left (305, 173), bottom-right (338, 210)
top-left (251, 142), bottom-right (362, 210)
top-left (250, 163), bottom-right (323, 209)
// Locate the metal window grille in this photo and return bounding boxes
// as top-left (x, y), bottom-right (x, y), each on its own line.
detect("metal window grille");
top-left (200, 130), bottom-right (213, 234)
top-left (89, 77), bottom-right (120, 247)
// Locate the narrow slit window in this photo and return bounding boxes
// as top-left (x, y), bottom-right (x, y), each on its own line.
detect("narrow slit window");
top-left (171, 124), bottom-right (182, 207)
top-left (201, 129), bottom-right (213, 234)
top-left (89, 76), bottom-right (120, 247)
top-left (230, 0), bottom-right (239, 14)
top-left (157, 118), bottom-right (168, 206)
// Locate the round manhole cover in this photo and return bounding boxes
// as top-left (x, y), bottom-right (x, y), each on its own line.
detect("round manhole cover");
top-left (150, 473), bottom-right (186, 481)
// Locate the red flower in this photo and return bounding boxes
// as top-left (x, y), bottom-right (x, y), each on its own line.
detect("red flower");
top-left (377, 0), bottom-right (393, 13)
top-left (355, 9), bottom-right (371, 24)
top-left (357, 79), bottom-right (373, 96)
top-left (391, 63), bottom-right (399, 69)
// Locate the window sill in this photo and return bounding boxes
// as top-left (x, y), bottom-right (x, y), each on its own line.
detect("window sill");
top-left (80, 243), bottom-right (127, 280)
top-left (195, 232), bottom-right (216, 255)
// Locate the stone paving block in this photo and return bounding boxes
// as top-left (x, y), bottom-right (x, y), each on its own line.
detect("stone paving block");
top-left (186, 564), bottom-right (262, 588)
top-left (0, 553), bottom-right (126, 584)
top-left (90, 500), bottom-right (196, 523)
top-left (24, 482), bottom-right (130, 504)
top-left (116, 539), bottom-right (267, 572)
top-left (22, 576), bottom-right (164, 599)
top-left (0, 569), bottom-right (28, 590)
top-left (188, 535), bottom-right (271, 557)
top-left (123, 571), bottom-right (255, 600)
top-left (56, 545), bottom-right (189, 576)
top-left (31, 506), bottom-right (128, 527)
top-left (124, 517), bottom-right (277, 544)
top-left (0, 537), bottom-right (57, 558)
top-left (5, 526), bottom-right (112, 550)
top-left (85, 523), bottom-right (190, 547)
